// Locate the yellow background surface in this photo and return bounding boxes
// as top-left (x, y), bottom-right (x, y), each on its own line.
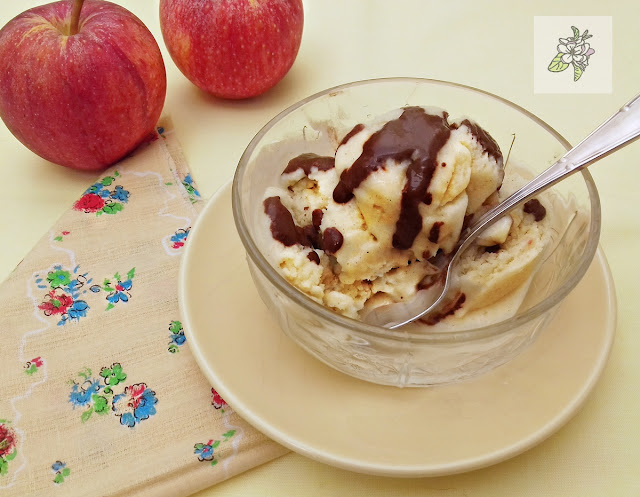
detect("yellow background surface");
top-left (0, 1), bottom-right (638, 495)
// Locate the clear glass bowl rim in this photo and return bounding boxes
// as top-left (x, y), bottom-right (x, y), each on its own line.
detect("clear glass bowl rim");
top-left (232, 77), bottom-right (602, 345)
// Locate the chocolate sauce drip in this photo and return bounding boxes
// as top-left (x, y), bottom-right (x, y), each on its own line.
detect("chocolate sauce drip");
top-left (264, 197), bottom-right (344, 254)
top-left (282, 153), bottom-right (335, 176)
top-left (302, 224), bottom-right (322, 249)
top-left (523, 198), bottom-right (546, 221)
top-left (424, 192), bottom-right (433, 205)
top-left (312, 209), bottom-right (323, 230)
top-left (428, 221), bottom-right (443, 244)
top-left (322, 227), bottom-right (344, 254)
top-left (421, 293), bottom-right (466, 326)
top-left (339, 123), bottom-right (365, 147)
top-left (333, 107), bottom-right (453, 250)
top-left (264, 197), bottom-right (311, 247)
top-left (459, 119), bottom-right (503, 163)
top-left (307, 251), bottom-right (320, 264)
top-left (462, 214), bottom-right (474, 231)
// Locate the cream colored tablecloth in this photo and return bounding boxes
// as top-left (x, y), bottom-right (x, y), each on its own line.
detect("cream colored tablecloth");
top-left (1, 1), bottom-right (638, 495)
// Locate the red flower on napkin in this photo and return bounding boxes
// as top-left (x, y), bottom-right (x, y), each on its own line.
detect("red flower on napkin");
top-left (38, 290), bottom-right (74, 316)
top-left (74, 193), bottom-right (106, 213)
top-left (0, 424), bottom-right (16, 458)
top-left (211, 388), bottom-right (227, 410)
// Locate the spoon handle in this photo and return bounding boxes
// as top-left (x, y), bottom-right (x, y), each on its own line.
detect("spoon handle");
top-left (459, 92), bottom-right (640, 253)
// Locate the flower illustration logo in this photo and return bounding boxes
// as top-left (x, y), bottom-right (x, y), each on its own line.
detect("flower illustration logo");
top-left (548, 26), bottom-right (595, 81)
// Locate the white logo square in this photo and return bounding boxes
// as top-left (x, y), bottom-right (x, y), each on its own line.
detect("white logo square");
top-left (534, 16), bottom-right (612, 94)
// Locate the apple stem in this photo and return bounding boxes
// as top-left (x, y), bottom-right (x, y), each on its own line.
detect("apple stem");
top-left (69, 0), bottom-right (85, 36)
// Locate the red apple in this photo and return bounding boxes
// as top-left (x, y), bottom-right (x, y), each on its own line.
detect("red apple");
top-left (0, 0), bottom-right (166, 171)
top-left (159, 0), bottom-right (303, 99)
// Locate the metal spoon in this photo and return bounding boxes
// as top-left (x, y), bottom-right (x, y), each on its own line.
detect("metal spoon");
top-left (366, 92), bottom-right (640, 329)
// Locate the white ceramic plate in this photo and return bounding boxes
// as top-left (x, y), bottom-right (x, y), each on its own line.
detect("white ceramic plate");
top-left (179, 181), bottom-right (616, 478)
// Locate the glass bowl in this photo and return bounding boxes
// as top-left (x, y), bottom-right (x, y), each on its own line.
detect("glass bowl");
top-left (232, 78), bottom-right (601, 387)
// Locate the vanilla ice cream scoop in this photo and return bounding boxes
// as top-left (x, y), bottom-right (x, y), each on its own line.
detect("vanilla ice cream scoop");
top-left (326, 107), bottom-right (504, 287)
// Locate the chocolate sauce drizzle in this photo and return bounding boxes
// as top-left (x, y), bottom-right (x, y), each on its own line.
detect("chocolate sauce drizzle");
top-left (312, 208), bottom-right (324, 230)
top-left (282, 153), bottom-right (335, 176)
top-left (339, 123), bottom-right (365, 147)
top-left (428, 222), bottom-right (444, 244)
top-left (322, 227), bottom-right (344, 254)
top-left (264, 197), bottom-right (343, 255)
top-left (266, 107), bottom-right (503, 262)
top-left (421, 293), bottom-right (467, 326)
top-left (333, 107), bottom-right (453, 250)
top-left (263, 196), bottom-right (311, 247)
top-left (459, 119), bottom-right (503, 163)
top-left (523, 198), bottom-right (547, 221)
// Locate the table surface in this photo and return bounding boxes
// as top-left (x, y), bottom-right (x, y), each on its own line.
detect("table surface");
top-left (1, 1), bottom-right (638, 495)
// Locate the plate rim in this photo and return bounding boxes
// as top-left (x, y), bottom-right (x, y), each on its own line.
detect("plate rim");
top-left (178, 180), bottom-right (617, 477)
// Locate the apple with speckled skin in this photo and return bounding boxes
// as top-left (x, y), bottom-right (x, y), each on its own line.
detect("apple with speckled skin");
top-left (160, 0), bottom-right (303, 99)
top-left (0, 0), bottom-right (166, 171)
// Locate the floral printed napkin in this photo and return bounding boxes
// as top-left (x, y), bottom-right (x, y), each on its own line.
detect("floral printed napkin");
top-left (0, 124), bottom-right (287, 497)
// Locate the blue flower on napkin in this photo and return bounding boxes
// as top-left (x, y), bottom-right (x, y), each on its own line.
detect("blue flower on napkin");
top-left (194, 431), bottom-right (236, 466)
top-left (52, 461), bottom-right (71, 484)
top-left (171, 333), bottom-right (186, 347)
top-left (112, 383), bottom-right (158, 428)
top-left (65, 300), bottom-right (90, 322)
top-left (168, 320), bottom-right (186, 353)
top-left (110, 185), bottom-right (130, 203)
top-left (84, 182), bottom-right (107, 196)
top-left (194, 441), bottom-right (215, 461)
top-left (69, 379), bottom-right (102, 407)
top-left (182, 174), bottom-right (201, 204)
top-left (106, 278), bottom-right (132, 304)
top-left (170, 228), bottom-right (190, 249)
